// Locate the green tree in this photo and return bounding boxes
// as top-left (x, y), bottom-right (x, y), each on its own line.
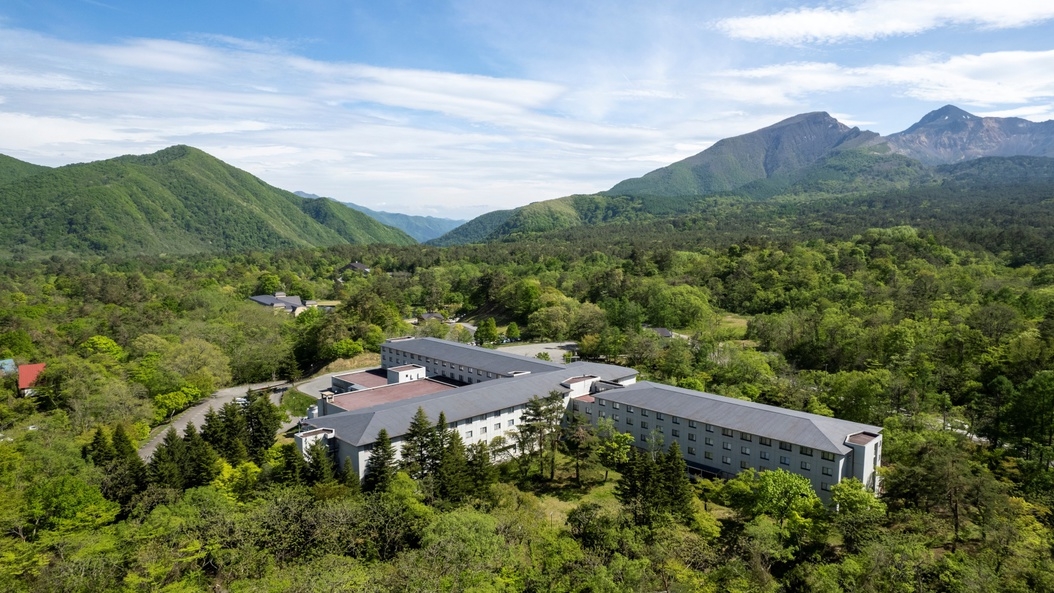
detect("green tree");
top-left (147, 427), bottom-right (187, 490)
top-left (306, 439), bottom-right (336, 485)
top-left (475, 317), bottom-right (499, 346)
top-left (596, 417), bottom-right (634, 481)
top-left (436, 431), bottom-right (470, 504)
top-left (562, 411), bottom-right (596, 484)
top-left (505, 322), bottom-right (521, 341)
top-left (400, 407), bottom-right (436, 480)
top-left (362, 429), bottom-right (397, 494)
top-left (244, 394), bottom-right (284, 463)
top-left (181, 423), bottom-right (220, 488)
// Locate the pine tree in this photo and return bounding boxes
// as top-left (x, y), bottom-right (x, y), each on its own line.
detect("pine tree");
top-left (466, 441), bottom-right (497, 499)
top-left (84, 427), bottom-right (117, 466)
top-left (101, 424), bottom-right (147, 511)
top-left (661, 442), bottom-right (695, 524)
top-left (562, 412), bottom-right (597, 484)
top-left (111, 424), bottom-right (138, 460)
top-left (148, 427), bottom-right (188, 490)
top-left (362, 429), bottom-right (396, 494)
top-left (306, 440), bottom-right (336, 485)
top-left (436, 431), bottom-right (469, 504)
top-left (182, 423), bottom-right (221, 488)
top-left (338, 461), bottom-right (361, 496)
top-left (400, 407), bottom-right (435, 479)
top-left (277, 443), bottom-right (308, 485)
top-left (245, 395), bottom-right (284, 463)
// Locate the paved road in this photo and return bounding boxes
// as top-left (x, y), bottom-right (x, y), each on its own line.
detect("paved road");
top-left (497, 341), bottom-right (578, 361)
top-left (138, 380), bottom-right (287, 459)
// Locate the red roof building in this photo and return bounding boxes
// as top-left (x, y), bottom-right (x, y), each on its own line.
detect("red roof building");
top-left (17, 363), bottom-right (46, 392)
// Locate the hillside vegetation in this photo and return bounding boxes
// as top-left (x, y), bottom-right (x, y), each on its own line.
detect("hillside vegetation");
top-left (0, 146), bottom-right (414, 256)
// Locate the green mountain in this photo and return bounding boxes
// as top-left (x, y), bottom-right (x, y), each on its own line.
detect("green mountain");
top-left (0, 154), bottom-right (50, 185)
top-left (431, 107), bottom-right (1054, 246)
top-left (0, 145), bottom-right (413, 256)
top-left (295, 191), bottom-right (466, 242)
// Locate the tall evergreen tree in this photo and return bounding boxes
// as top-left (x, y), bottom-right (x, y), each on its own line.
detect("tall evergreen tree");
top-left (362, 429), bottom-right (397, 494)
top-left (276, 443), bottom-right (308, 485)
top-left (400, 407), bottom-right (435, 479)
top-left (84, 427), bottom-right (116, 466)
top-left (101, 424), bottom-right (147, 511)
top-left (148, 427), bottom-right (188, 490)
top-left (466, 441), bottom-right (497, 499)
top-left (562, 411), bottom-right (597, 484)
top-left (182, 423), bottom-right (220, 488)
top-left (660, 442), bottom-right (695, 524)
top-left (245, 394), bottom-right (284, 463)
top-left (436, 431), bottom-right (469, 504)
top-left (306, 440), bottom-right (336, 485)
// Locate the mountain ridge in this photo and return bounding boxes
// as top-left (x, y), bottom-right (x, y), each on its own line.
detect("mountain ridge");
top-left (294, 191), bottom-right (466, 242)
top-left (0, 145), bottom-right (414, 256)
top-left (432, 105), bottom-right (1054, 245)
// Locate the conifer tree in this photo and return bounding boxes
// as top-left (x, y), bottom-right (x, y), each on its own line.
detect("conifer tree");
top-left (84, 427), bottom-right (116, 466)
top-left (400, 407), bottom-right (435, 479)
top-left (437, 430), bottom-right (469, 504)
top-left (276, 443), bottom-right (308, 485)
top-left (338, 461), bottom-right (361, 496)
top-left (148, 427), bottom-right (188, 490)
top-left (111, 424), bottom-right (138, 460)
top-left (362, 428), bottom-right (396, 494)
top-left (306, 440), bottom-right (336, 485)
top-left (466, 441), bottom-right (497, 499)
top-left (245, 395), bottom-right (284, 463)
top-left (182, 423), bottom-right (220, 488)
top-left (100, 425), bottom-right (147, 511)
top-left (661, 442), bottom-right (695, 524)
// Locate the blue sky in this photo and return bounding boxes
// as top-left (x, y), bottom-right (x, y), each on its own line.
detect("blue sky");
top-left (2, 1), bottom-right (1053, 218)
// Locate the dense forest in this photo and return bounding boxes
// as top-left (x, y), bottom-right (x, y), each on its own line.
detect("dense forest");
top-left (3, 222), bottom-right (1054, 591)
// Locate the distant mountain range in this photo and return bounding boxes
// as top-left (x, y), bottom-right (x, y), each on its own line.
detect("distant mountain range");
top-left (0, 146), bottom-right (414, 256)
top-left (294, 192), bottom-right (466, 243)
top-left (430, 105), bottom-right (1054, 246)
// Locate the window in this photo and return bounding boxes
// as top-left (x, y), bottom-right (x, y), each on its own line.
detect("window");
top-left (821, 482), bottom-right (830, 491)
top-left (487, 372), bottom-right (493, 378)
top-left (613, 414), bottom-right (620, 421)
top-left (780, 441), bottom-right (792, 451)
top-left (494, 423), bottom-right (501, 431)
top-left (466, 430), bottom-right (473, 438)
top-left (722, 456), bottom-right (731, 465)
top-left (780, 456), bottom-right (790, 466)
top-left (599, 411), bottom-right (606, 418)
top-left (687, 446), bottom-right (696, 455)
top-left (741, 446), bottom-right (750, 455)
top-left (640, 421), bottom-right (649, 430)
top-left (480, 426), bottom-right (487, 435)
top-left (723, 442), bottom-right (732, 451)
top-left (688, 420), bottom-right (697, 428)
top-left (688, 433), bottom-right (696, 442)
top-left (672, 429), bottom-right (680, 437)
top-left (639, 434), bottom-right (647, 442)
top-left (760, 451), bottom-right (770, 460)
top-left (612, 402), bottom-right (620, 410)
top-left (800, 446), bottom-right (814, 456)
top-left (672, 416), bottom-right (680, 424)
top-left (801, 461), bottom-right (812, 471)
top-left (705, 423), bottom-right (713, 432)
top-left (741, 460), bottom-right (750, 469)
top-left (640, 409), bottom-right (648, 417)
top-left (759, 437), bottom-right (772, 446)
top-left (721, 427), bottom-right (733, 437)
top-left (626, 405), bottom-right (634, 413)
top-left (508, 419), bottom-right (515, 427)
top-left (821, 451), bottom-right (835, 461)
top-left (459, 365), bottom-right (465, 371)
top-left (705, 437), bottom-right (714, 446)
top-left (822, 466), bottom-right (833, 476)
top-left (704, 451), bottom-right (713, 460)
top-left (597, 398), bottom-right (605, 406)
top-left (741, 433), bottom-right (752, 442)
top-left (655, 412), bottom-right (664, 420)
top-left (626, 418), bottom-right (634, 426)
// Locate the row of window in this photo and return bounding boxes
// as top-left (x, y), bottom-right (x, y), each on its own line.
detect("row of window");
top-left (383, 350), bottom-right (497, 379)
top-left (593, 400), bottom-right (839, 461)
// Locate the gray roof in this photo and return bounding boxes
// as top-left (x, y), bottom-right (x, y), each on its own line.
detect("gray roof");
top-left (0, 359), bottom-right (15, 375)
top-left (249, 294), bottom-right (304, 309)
top-left (305, 361), bottom-right (636, 447)
top-left (599, 382), bottom-right (881, 455)
top-left (384, 337), bottom-right (564, 376)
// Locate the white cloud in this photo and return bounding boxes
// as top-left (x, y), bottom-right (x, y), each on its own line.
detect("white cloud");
top-left (715, 0), bottom-right (1054, 44)
top-left (708, 50), bottom-right (1054, 109)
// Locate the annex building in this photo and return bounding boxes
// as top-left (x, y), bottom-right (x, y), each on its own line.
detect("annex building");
top-left (296, 337), bottom-right (882, 498)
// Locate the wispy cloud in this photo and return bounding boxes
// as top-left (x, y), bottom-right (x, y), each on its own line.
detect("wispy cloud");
top-left (715, 0), bottom-right (1054, 44)
top-left (707, 50), bottom-right (1054, 108)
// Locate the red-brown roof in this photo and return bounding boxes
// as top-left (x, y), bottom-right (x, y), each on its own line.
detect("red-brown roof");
top-left (18, 363), bottom-right (46, 390)
top-left (329, 378), bottom-right (457, 413)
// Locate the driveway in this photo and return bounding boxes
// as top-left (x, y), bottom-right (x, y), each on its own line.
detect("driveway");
top-left (138, 380), bottom-right (287, 459)
top-left (497, 341), bottom-right (577, 361)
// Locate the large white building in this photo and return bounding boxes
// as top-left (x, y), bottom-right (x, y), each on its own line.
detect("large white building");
top-left (296, 337), bottom-right (882, 498)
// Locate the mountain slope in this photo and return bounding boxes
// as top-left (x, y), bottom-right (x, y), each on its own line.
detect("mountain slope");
top-left (426, 208), bottom-right (518, 246)
top-left (0, 145), bottom-right (413, 255)
top-left (295, 191), bottom-right (465, 242)
top-left (606, 112), bottom-right (876, 198)
top-left (886, 105), bottom-right (1054, 164)
top-left (0, 154), bottom-right (50, 186)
